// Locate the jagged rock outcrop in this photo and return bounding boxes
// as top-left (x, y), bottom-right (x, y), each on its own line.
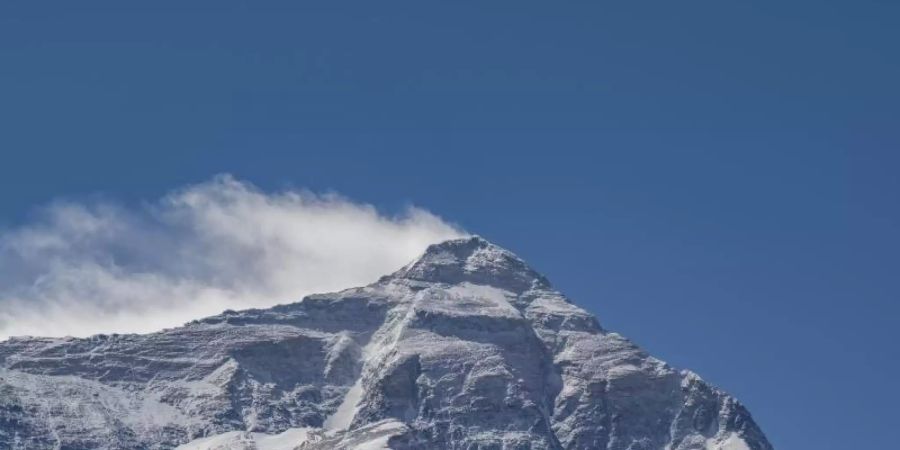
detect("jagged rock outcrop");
top-left (0, 237), bottom-right (771, 450)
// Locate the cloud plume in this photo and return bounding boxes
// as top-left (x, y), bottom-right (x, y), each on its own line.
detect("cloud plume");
top-left (0, 175), bottom-right (464, 340)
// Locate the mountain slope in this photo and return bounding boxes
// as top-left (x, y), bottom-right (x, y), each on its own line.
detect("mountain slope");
top-left (0, 237), bottom-right (772, 450)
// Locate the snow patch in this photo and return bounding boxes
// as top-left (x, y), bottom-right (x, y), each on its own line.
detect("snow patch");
top-left (430, 282), bottom-right (519, 318)
top-left (446, 283), bottom-right (511, 304)
top-left (706, 433), bottom-right (752, 450)
top-left (175, 427), bottom-right (314, 450)
top-left (175, 431), bottom-right (247, 450)
top-left (352, 435), bottom-right (392, 450)
top-left (347, 420), bottom-right (407, 450)
top-left (324, 334), bottom-right (381, 431)
top-left (324, 376), bottom-right (366, 431)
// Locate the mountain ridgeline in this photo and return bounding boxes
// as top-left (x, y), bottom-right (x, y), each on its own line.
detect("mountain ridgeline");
top-left (0, 237), bottom-right (771, 450)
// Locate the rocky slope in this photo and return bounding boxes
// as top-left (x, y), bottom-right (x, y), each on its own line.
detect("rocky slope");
top-left (0, 237), bottom-right (772, 449)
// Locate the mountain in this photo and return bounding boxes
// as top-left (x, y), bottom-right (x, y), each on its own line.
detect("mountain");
top-left (0, 236), bottom-right (772, 450)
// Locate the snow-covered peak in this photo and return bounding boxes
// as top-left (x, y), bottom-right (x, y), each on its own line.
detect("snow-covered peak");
top-left (390, 236), bottom-right (550, 293)
top-left (0, 236), bottom-right (772, 450)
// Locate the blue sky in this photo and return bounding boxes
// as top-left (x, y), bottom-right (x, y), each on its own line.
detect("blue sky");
top-left (1, 2), bottom-right (898, 449)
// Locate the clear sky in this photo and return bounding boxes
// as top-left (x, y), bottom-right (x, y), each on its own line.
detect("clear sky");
top-left (1, 2), bottom-right (898, 449)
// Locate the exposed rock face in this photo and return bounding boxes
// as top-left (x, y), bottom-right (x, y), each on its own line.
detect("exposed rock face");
top-left (0, 237), bottom-right (772, 450)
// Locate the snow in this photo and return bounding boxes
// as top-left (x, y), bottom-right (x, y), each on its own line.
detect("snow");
top-left (175, 427), bottom-right (314, 450)
top-left (432, 282), bottom-right (520, 318)
top-left (324, 375), bottom-right (366, 431)
top-left (254, 428), bottom-right (315, 450)
top-left (174, 431), bottom-right (247, 450)
top-left (446, 283), bottom-right (511, 305)
top-left (706, 433), bottom-right (752, 450)
top-left (324, 334), bottom-right (380, 431)
top-left (351, 435), bottom-right (392, 450)
top-left (0, 368), bottom-right (195, 437)
top-left (344, 420), bottom-right (407, 450)
top-left (324, 284), bottom-right (420, 432)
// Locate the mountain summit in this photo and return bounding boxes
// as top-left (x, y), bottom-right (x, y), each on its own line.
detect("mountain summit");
top-left (0, 237), bottom-right (771, 450)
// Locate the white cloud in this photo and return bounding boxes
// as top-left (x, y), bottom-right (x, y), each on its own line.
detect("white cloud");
top-left (0, 175), bottom-right (465, 340)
